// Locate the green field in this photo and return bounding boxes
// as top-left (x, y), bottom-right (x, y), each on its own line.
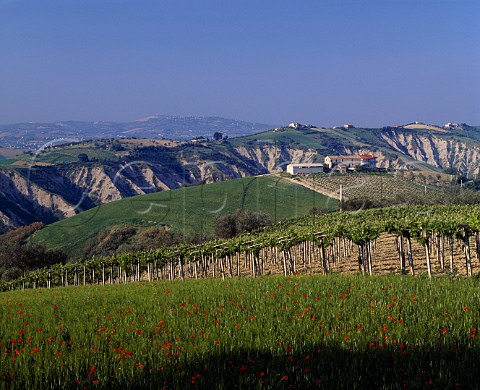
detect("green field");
top-left (14, 145), bottom-right (119, 165)
top-left (31, 175), bottom-right (337, 255)
top-left (0, 275), bottom-right (478, 389)
top-left (229, 127), bottom-right (366, 157)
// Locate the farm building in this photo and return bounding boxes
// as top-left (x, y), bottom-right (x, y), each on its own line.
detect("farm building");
top-left (286, 163), bottom-right (324, 175)
top-left (324, 154), bottom-right (377, 170)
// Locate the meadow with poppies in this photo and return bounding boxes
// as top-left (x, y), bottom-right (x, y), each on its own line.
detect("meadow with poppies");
top-left (1, 274), bottom-right (479, 389)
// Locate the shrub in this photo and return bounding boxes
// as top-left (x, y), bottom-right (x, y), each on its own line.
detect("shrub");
top-left (214, 210), bottom-right (273, 238)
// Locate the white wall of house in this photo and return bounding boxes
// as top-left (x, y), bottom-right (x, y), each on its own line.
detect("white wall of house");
top-left (325, 156), bottom-right (362, 169)
top-left (325, 155), bottom-right (377, 169)
top-left (286, 164), bottom-right (324, 175)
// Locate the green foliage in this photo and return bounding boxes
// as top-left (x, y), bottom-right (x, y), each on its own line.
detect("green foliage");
top-left (82, 225), bottom-right (182, 258)
top-left (214, 209), bottom-right (273, 238)
top-left (0, 223), bottom-right (67, 281)
top-left (77, 153), bottom-right (89, 163)
top-left (0, 239), bottom-right (67, 282)
top-left (307, 206), bottom-right (330, 215)
top-left (214, 213), bottom-right (237, 238)
top-left (4, 203), bottom-right (480, 292)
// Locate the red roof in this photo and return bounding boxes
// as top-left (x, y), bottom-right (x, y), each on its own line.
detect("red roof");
top-left (327, 155), bottom-right (361, 159)
top-left (358, 154), bottom-right (376, 159)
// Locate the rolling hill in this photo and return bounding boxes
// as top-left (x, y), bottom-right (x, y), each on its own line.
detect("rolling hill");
top-left (2, 122), bottom-right (480, 231)
top-left (30, 175), bottom-right (337, 256)
top-left (0, 115), bottom-right (273, 149)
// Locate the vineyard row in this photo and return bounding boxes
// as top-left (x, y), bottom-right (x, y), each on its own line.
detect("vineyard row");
top-left (3, 204), bottom-right (480, 291)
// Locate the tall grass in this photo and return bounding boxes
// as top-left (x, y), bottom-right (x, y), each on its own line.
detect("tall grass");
top-left (0, 275), bottom-right (479, 389)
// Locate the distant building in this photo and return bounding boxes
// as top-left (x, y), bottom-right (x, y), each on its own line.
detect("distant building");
top-left (444, 122), bottom-right (459, 129)
top-left (191, 136), bottom-right (209, 143)
top-left (287, 122), bottom-right (312, 129)
top-left (286, 163), bottom-right (324, 175)
top-left (324, 154), bottom-right (377, 170)
top-left (343, 124), bottom-right (355, 129)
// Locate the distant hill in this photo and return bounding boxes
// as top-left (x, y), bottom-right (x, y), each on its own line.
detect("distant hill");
top-left (230, 123), bottom-right (480, 176)
top-left (0, 115), bottom-right (274, 149)
top-left (1, 122), bottom-right (480, 231)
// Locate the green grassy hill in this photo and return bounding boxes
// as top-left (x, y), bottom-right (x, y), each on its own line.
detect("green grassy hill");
top-left (31, 175), bottom-right (337, 256)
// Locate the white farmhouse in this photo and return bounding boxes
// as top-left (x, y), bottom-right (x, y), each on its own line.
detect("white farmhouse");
top-left (324, 154), bottom-right (377, 170)
top-left (286, 163), bottom-right (324, 175)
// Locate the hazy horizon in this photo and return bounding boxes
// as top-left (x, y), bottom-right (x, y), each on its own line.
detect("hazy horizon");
top-left (1, 113), bottom-right (478, 130)
top-left (1, 0), bottom-right (479, 128)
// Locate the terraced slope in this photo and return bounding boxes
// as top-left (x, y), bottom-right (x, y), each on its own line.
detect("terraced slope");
top-left (292, 172), bottom-right (448, 204)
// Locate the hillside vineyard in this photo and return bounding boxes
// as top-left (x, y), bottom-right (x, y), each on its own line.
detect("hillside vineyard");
top-left (4, 204), bottom-right (480, 291)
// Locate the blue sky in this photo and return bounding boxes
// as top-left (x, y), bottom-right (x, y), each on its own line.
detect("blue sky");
top-left (0, 0), bottom-right (479, 127)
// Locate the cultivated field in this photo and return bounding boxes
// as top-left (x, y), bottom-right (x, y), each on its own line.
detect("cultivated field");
top-left (295, 172), bottom-right (451, 204)
top-left (0, 275), bottom-right (478, 389)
